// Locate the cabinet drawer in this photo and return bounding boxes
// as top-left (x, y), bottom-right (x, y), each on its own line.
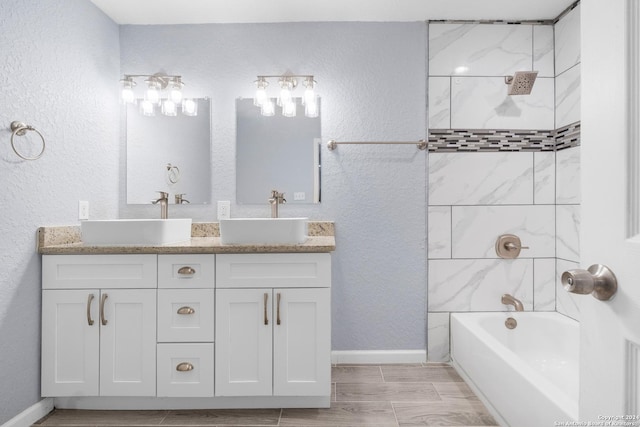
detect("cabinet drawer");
top-left (157, 343), bottom-right (214, 397)
top-left (43, 254), bottom-right (157, 289)
top-left (216, 253), bottom-right (331, 288)
top-left (158, 254), bottom-right (215, 289)
top-left (157, 289), bottom-right (214, 342)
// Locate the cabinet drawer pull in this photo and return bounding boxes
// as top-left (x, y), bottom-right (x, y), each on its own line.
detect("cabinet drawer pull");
top-left (100, 293), bottom-right (108, 326)
top-left (276, 292), bottom-right (281, 326)
top-left (176, 362), bottom-right (194, 372)
top-left (87, 294), bottom-right (95, 326)
top-left (177, 266), bottom-right (196, 276)
top-left (177, 306), bottom-right (195, 315)
top-left (264, 292), bottom-right (269, 325)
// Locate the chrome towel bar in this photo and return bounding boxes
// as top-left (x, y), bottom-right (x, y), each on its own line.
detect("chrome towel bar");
top-left (327, 139), bottom-right (427, 151)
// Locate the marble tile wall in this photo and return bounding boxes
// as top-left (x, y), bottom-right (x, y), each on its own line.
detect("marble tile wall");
top-left (427, 152), bottom-right (557, 361)
top-left (554, 3), bottom-right (581, 321)
top-left (426, 5), bottom-right (581, 362)
top-left (428, 22), bottom-right (555, 131)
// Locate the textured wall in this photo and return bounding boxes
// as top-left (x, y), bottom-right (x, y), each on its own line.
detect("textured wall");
top-left (119, 23), bottom-right (428, 351)
top-left (0, 0), bottom-right (119, 422)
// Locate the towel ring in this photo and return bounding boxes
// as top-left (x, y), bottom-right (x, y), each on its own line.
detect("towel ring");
top-left (10, 121), bottom-right (45, 161)
top-left (166, 163), bottom-right (181, 184)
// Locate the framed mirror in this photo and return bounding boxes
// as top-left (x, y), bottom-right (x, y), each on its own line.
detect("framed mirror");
top-left (236, 98), bottom-right (321, 204)
top-left (126, 98), bottom-right (211, 205)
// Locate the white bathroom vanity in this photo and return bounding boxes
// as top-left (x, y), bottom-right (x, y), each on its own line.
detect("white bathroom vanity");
top-left (38, 222), bottom-right (334, 410)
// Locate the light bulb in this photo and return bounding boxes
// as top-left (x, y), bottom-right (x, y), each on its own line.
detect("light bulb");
top-left (121, 87), bottom-right (135, 104)
top-left (140, 100), bottom-right (155, 116)
top-left (255, 87), bottom-right (267, 106)
top-left (254, 78), bottom-right (269, 106)
top-left (277, 79), bottom-right (294, 107)
top-left (278, 87), bottom-right (292, 107)
top-left (169, 78), bottom-right (184, 103)
top-left (282, 100), bottom-right (296, 117)
top-left (120, 77), bottom-right (136, 104)
top-left (261, 99), bottom-right (275, 116)
top-left (169, 87), bottom-right (183, 104)
top-left (161, 99), bottom-right (177, 116)
top-left (182, 99), bottom-right (198, 116)
top-left (305, 97), bottom-right (319, 118)
top-left (303, 87), bottom-right (315, 106)
top-left (303, 77), bottom-right (315, 106)
top-left (145, 86), bottom-right (160, 105)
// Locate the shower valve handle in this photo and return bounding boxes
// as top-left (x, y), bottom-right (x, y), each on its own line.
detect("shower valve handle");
top-left (496, 234), bottom-right (528, 259)
top-left (504, 242), bottom-right (529, 251)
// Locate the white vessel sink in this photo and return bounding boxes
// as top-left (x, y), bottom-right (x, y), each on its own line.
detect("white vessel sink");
top-left (220, 218), bottom-right (308, 245)
top-left (81, 218), bottom-right (192, 246)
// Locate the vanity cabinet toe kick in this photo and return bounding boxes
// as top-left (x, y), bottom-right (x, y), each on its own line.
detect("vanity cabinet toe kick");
top-left (41, 252), bottom-right (331, 409)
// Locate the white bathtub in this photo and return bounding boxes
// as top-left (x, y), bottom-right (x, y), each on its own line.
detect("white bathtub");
top-left (451, 312), bottom-right (579, 427)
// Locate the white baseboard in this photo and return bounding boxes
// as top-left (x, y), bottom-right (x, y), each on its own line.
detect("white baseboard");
top-left (2, 398), bottom-right (54, 427)
top-left (331, 350), bottom-right (427, 364)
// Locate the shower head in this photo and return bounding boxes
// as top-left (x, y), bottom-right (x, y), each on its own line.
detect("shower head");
top-left (505, 71), bottom-right (538, 95)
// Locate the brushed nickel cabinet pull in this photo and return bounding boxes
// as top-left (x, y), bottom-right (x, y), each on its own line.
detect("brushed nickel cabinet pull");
top-left (100, 293), bottom-right (108, 326)
top-left (264, 292), bottom-right (269, 325)
top-left (178, 266), bottom-right (196, 276)
top-left (176, 362), bottom-right (194, 372)
top-left (177, 306), bottom-right (195, 315)
top-left (276, 293), bottom-right (281, 326)
top-left (87, 294), bottom-right (95, 326)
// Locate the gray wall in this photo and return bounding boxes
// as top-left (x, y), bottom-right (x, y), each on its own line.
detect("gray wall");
top-left (0, 15), bottom-right (428, 421)
top-left (0, 0), bottom-right (120, 422)
top-left (119, 22), bottom-right (428, 352)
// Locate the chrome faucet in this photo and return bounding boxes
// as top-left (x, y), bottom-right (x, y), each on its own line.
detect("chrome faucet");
top-left (268, 190), bottom-right (286, 218)
top-left (501, 294), bottom-right (524, 311)
top-left (151, 191), bottom-right (169, 219)
top-left (175, 193), bottom-right (190, 204)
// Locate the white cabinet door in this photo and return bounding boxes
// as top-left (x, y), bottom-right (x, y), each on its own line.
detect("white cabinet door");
top-left (215, 289), bottom-right (272, 396)
top-left (41, 290), bottom-right (100, 397)
top-left (273, 288), bottom-right (331, 396)
top-left (99, 289), bottom-right (157, 396)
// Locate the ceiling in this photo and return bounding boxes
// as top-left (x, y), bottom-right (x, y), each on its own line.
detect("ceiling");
top-left (90, 0), bottom-right (576, 25)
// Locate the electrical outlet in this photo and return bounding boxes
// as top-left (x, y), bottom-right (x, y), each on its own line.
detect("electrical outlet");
top-left (293, 192), bottom-right (306, 201)
top-left (78, 201), bottom-right (89, 220)
top-left (217, 201), bottom-right (230, 219)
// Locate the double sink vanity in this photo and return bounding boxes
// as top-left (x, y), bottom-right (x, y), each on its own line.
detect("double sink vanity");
top-left (37, 218), bottom-right (335, 410)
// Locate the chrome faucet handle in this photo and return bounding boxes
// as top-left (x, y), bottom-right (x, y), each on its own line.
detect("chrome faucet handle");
top-left (152, 191), bottom-right (169, 203)
top-left (175, 193), bottom-right (190, 204)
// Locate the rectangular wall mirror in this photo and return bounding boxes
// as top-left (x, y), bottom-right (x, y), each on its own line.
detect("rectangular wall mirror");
top-left (126, 98), bottom-right (211, 205)
top-left (236, 98), bottom-right (321, 204)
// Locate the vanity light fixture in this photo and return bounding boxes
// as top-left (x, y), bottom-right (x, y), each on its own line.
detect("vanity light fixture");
top-left (253, 74), bottom-right (318, 118)
top-left (119, 73), bottom-right (197, 117)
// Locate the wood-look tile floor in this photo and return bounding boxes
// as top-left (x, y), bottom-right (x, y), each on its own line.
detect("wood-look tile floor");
top-left (34, 364), bottom-right (498, 427)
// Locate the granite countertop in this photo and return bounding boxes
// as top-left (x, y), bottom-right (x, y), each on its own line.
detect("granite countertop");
top-left (38, 221), bottom-right (335, 255)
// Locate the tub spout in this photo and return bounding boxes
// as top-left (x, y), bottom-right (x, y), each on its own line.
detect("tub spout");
top-left (501, 294), bottom-right (524, 311)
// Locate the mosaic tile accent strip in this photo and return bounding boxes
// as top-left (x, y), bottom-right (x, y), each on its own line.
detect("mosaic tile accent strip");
top-left (555, 122), bottom-right (581, 151)
top-left (428, 121), bottom-right (580, 152)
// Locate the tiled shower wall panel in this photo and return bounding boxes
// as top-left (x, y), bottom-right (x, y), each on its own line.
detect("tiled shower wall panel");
top-left (427, 21), bottom-right (557, 362)
top-left (428, 22), bottom-right (555, 131)
top-left (426, 5), bottom-right (582, 361)
top-left (427, 152), bottom-right (557, 361)
top-left (555, 3), bottom-right (582, 322)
